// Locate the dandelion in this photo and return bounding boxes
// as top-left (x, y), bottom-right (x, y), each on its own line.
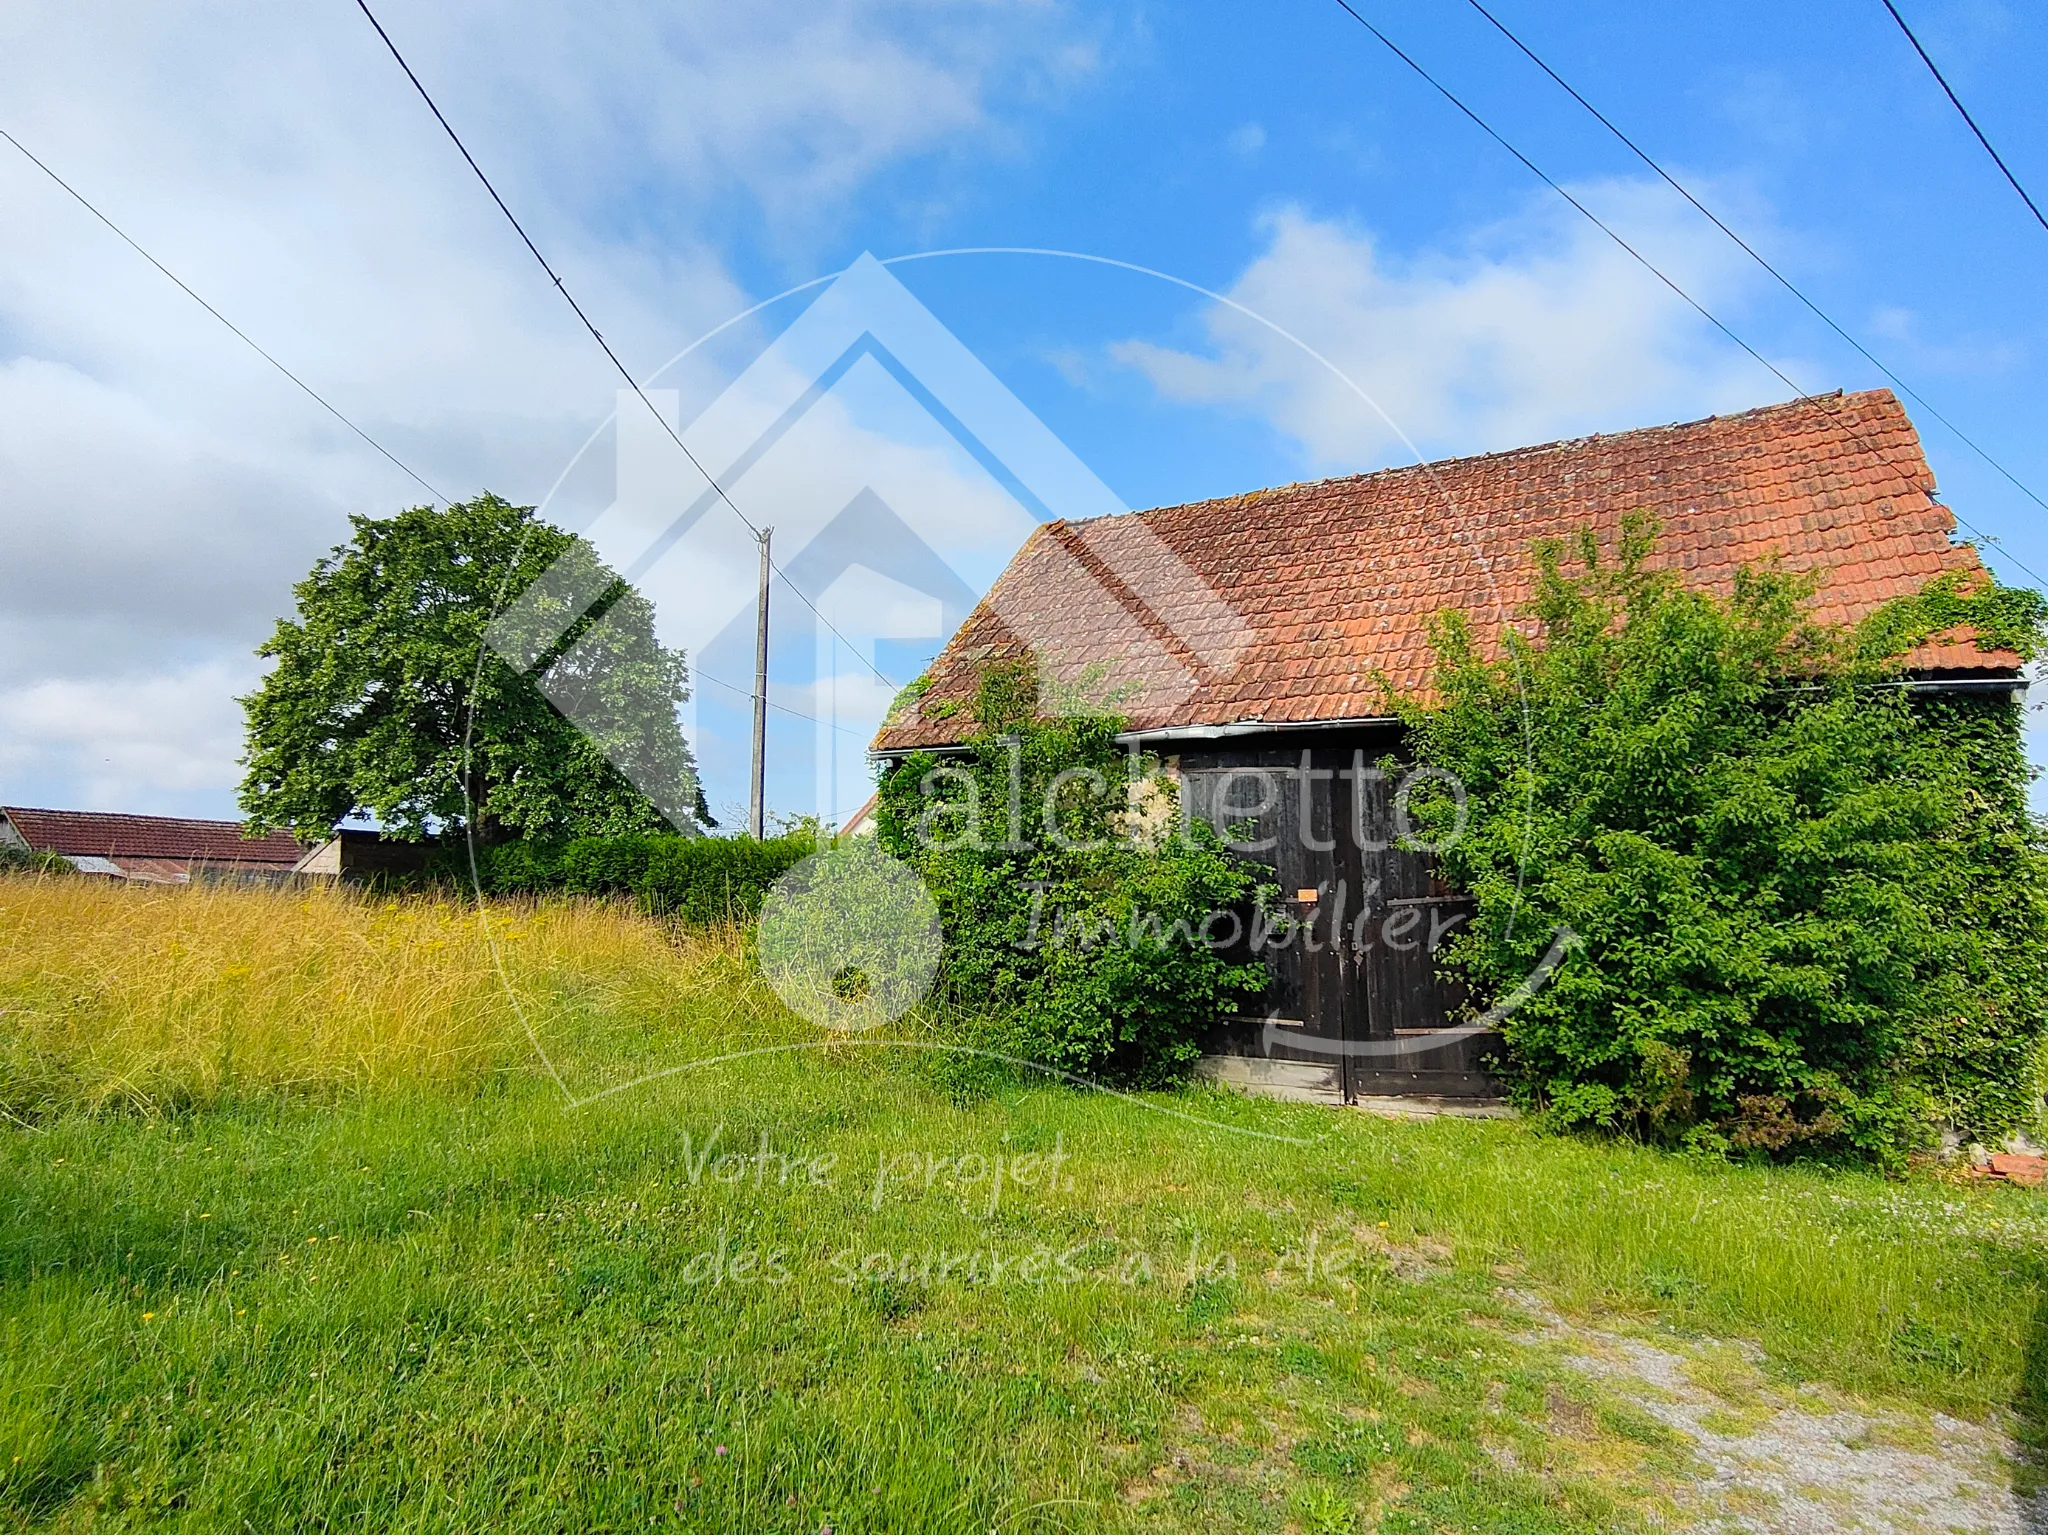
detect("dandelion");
top-left (141, 1312), bottom-right (155, 1321)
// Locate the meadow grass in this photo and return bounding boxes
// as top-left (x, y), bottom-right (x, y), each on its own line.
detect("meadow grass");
top-left (0, 874), bottom-right (2043, 1531)
top-left (0, 874), bottom-right (753, 1116)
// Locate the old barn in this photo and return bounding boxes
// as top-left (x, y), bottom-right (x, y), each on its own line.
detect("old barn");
top-left (871, 391), bottom-right (2026, 1104)
top-left (0, 806), bottom-right (305, 884)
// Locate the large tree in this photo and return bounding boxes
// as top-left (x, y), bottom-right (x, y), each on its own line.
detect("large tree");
top-left (241, 493), bottom-right (704, 843)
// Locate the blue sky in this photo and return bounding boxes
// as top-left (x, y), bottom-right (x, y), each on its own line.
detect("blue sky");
top-left (1, 0), bottom-right (2042, 821)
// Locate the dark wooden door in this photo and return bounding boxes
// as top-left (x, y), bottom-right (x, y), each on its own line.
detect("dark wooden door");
top-left (1182, 736), bottom-right (1499, 1100)
top-left (1344, 760), bottom-right (1493, 1097)
top-left (1181, 749), bottom-right (1345, 1067)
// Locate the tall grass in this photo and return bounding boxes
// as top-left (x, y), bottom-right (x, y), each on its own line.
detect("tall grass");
top-left (1, 875), bottom-right (2043, 1530)
top-left (0, 873), bottom-right (749, 1117)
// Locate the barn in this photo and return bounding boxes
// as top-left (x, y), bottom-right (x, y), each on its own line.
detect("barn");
top-left (0, 806), bottom-right (306, 884)
top-left (870, 390), bottom-right (2026, 1105)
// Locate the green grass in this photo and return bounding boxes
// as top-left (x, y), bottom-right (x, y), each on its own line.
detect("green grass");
top-left (2, 878), bottom-right (2045, 1530)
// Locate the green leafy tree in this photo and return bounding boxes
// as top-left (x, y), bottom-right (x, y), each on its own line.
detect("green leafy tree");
top-left (876, 661), bottom-right (1267, 1085)
top-left (1404, 512), bottom-right (2048, 1163)
top-left (0, 843), bottom-right (70, 877)
top-left (241, 493), bottom-right (703, 843)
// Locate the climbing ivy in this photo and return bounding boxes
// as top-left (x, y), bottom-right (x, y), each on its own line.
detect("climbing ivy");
top-left (1403, 513), bottom-right (2048, 1165)
top-left (875, 661), bottom-right (1267, 1086)
top-left (1852, 566), bottom-right (2048, 671)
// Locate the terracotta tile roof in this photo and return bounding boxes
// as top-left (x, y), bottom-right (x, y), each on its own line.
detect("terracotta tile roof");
top-left (875, 390), bottom-right (2018, 752)
top-left (1, 807), bottom-right (305, 866)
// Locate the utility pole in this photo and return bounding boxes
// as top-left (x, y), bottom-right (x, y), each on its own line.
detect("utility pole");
top-left (748, 527), bottom-right (772, 840)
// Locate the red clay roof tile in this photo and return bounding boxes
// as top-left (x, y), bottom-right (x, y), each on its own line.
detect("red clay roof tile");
top-left (2, 807), bottom-right (304, 865)
top-left (875, 391), bottom-right (2019, 751)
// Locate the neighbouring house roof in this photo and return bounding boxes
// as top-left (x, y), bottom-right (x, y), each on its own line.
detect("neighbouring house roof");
top-left (0, 806), bottom-right (305, 871)
top-left (873, 390), bottom-right (2019, 755)
top-left (839, 792), bottom-right (880, 839)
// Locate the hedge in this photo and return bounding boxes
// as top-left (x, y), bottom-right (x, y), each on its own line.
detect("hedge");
top-left (448, 831), bottom-right (815, 923)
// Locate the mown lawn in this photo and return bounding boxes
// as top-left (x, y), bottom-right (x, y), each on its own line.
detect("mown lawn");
top-left (1, 875), bottom-right (2043, 1531)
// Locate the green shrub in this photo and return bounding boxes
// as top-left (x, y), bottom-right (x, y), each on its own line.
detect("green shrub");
top-left (0, 843), bottom-right (70, 877)
top-left (454, 831), bottom-right (814, 923)
top-left (875, 662), bottom-right (1267, 1086)
top-left (1403, 512), bottom-right (2048, 1164)
top-left (634, 833), bottom-right (817, 923)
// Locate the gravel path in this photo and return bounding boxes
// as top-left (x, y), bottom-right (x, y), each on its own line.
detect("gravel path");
top-left (1505, 1290), bottom-right (2044, 1533)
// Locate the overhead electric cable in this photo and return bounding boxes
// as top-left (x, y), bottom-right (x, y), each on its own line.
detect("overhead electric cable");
top-left (350, 0), bottom-right (897, 692)
top-left (1456, 0), bottom-right (2048, 537)
top-left (1323, 0), bottom-right (2048, 589)
top-left (1325, 0), bottom-right (1804, 403)
top-left (0, 126), bottom-right (449, 506)
top-left (695, 668), bottom-right (872, 737)
top-left (1879, 0), bottom-right (2048, 237)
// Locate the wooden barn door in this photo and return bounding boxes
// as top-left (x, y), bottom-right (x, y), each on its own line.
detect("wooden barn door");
top-left (1180, 747), bottom-right (1367, 1093)
top-left (1345, 764), bottom-right (1493, 1099)
top-left (1183, 740), bottom-right (1498, 1101)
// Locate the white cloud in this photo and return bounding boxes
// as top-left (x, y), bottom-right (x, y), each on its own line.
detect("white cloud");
top-left (467, 3), bottom-right (1092, 227)
top-left (1113, 180), bottom-right (1797, 472)
top-left (0, 661), bottom-right (254, 814)
top-left (0, 358), bottom-right (328, 655)
top-left (1866, 305), bottom-right (2022, 377)
top-left (0, 0), bottom-right (1091, 814)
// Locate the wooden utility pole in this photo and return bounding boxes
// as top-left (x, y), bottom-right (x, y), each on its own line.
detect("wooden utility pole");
top-left (748, 527), bottom-right (772, 840)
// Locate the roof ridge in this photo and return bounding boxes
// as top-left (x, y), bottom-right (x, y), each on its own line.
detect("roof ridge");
top-left (2, 805), bottom-right (251, 829)
top-left (1119, 388), bottom-right (1891, 524)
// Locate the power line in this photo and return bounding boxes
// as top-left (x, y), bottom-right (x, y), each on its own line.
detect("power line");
top-left (350, 0), bottom-right (898, 694)
top-left (0, 127), bottom-right (449, 506)
top-left (1324, 0), bottom-right (2048, 593)
top-left (695, 668), bottom-right (873, 738)
top-left (1325, 0), bottom-right (1804, 403)
top-left (0, 120), bottom-right (887, 742)
top-left (1880, 0), bottom-right (2048, 237)
top-left (1454, 0), bottom-right (2048, 555)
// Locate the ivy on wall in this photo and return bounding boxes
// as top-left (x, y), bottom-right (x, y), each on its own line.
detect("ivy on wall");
top-left (1403, 513), bottom-right (2048, 1165)
top-left (875, 662), bottom-right (1267, 1086)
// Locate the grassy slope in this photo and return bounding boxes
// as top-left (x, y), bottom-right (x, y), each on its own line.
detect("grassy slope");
top-left (1, 876), bottom-right (2043, 1532)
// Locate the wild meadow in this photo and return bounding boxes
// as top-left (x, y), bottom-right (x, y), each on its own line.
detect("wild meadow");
top-left (1, 873), bottom-right (2043, 1531)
